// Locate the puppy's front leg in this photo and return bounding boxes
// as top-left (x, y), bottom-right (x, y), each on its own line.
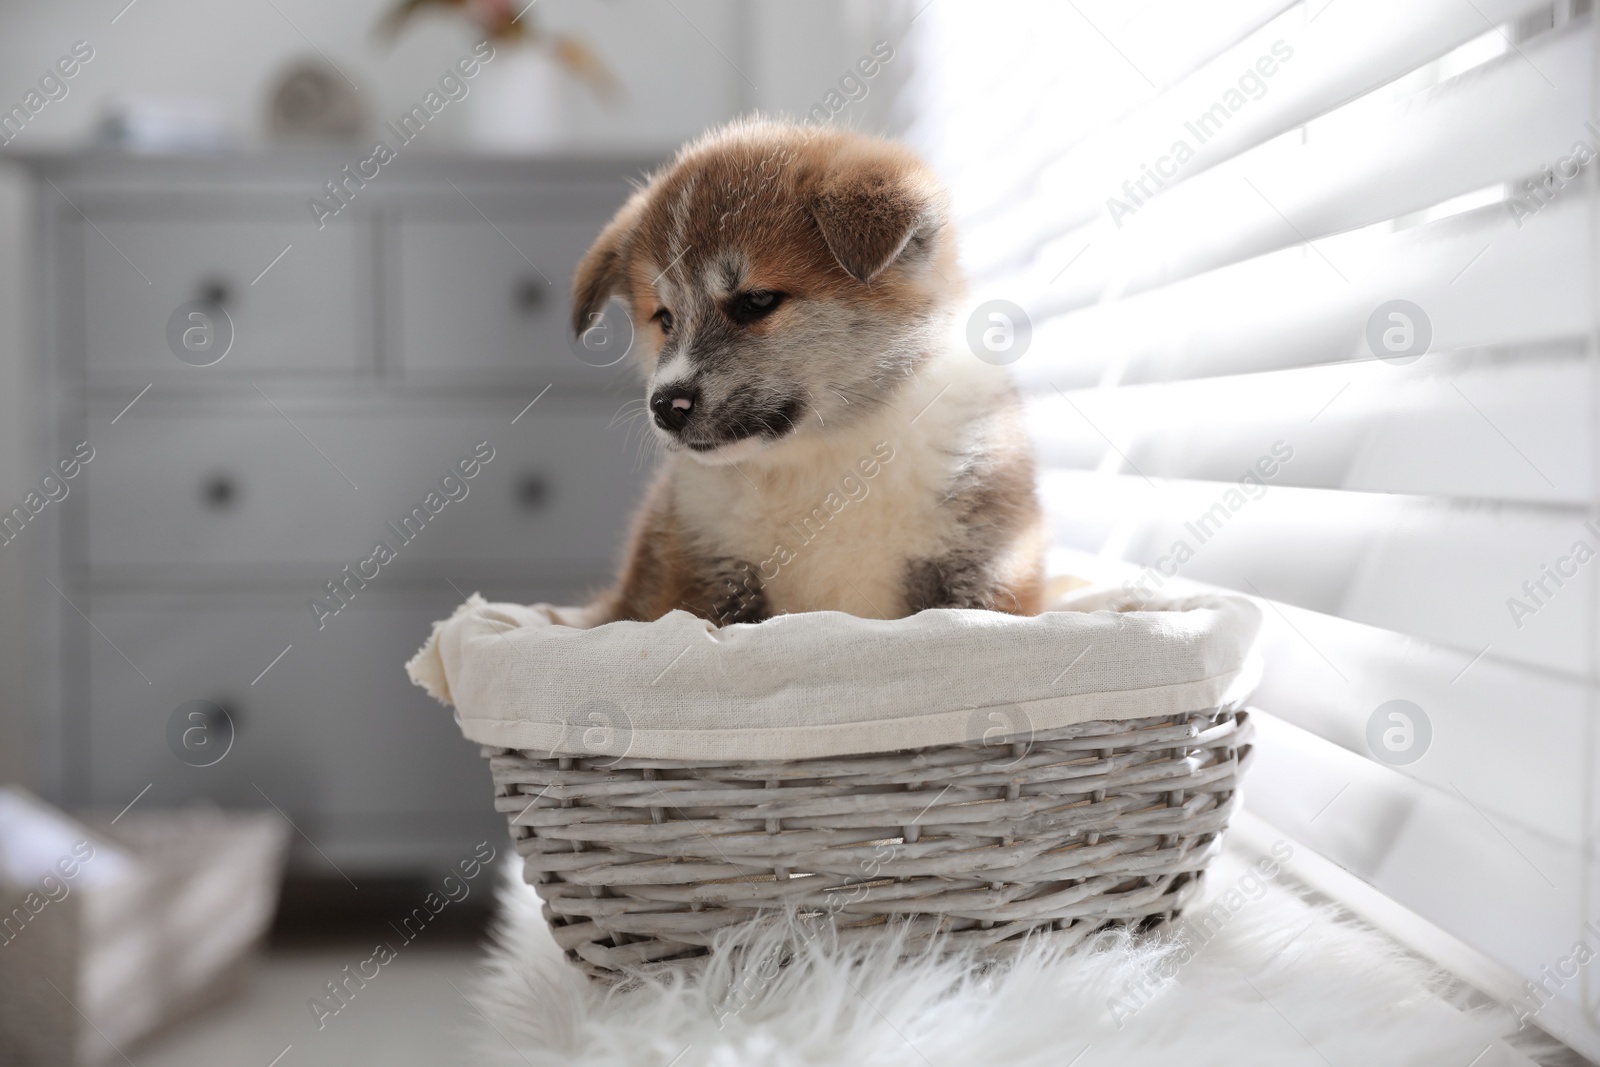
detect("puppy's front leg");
top-left (906, 556), bottom-right (999, 613)
top-left (903, 553), bottom-right (1042, 617)
top-left (904, 438), bottom-right (1045, 616)
top-left (700, 558), bottom-right (769, 626)
top-left (595, 549), bottom-right (768, 626)
top-left (588, 484), bottom-right (770, 626)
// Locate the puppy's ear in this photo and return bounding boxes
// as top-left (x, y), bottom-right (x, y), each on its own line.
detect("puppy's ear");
top-left (809, 155), bottom-right (945, 284)
top-left (571, 191), bottom-right (645, 337)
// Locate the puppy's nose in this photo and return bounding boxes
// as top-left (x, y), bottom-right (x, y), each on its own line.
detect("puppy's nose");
top-left (650, 385), bottom-right (697, 432)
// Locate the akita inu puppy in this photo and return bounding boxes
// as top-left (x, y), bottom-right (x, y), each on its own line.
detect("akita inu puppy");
top-left (573, 119), bottom-right (1044, 625)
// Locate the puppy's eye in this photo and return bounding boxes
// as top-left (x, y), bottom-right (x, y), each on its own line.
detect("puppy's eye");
top-left (730, 290), bottom-right (785, 325)
top-left (653, 308), bottom-right (674, 335)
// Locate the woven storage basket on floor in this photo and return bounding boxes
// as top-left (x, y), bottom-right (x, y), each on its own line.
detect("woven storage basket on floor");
top-left (408, 589), bottom-right (1262, 979)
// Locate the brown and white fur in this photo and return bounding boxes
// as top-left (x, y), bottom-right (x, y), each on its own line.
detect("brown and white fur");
top-left (574, 119), bottom-right (1044, 626)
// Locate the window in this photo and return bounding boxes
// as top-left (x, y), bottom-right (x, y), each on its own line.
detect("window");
top-left (901, 0), bottom-right (1599, 1053)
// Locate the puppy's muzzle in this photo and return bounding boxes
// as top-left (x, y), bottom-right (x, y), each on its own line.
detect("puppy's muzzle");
top-left (650, 385), bottom-right (697, 433)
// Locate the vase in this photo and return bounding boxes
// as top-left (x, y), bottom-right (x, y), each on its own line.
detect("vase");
top-left (463, 46), bottom-right (569, 153)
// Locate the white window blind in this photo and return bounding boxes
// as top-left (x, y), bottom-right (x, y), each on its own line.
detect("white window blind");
top-left (901, 0), bottom-right (1599, 1054)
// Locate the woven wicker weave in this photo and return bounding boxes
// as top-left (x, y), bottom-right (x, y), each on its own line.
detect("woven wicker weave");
top-left (486, 705), bottom-right (1253, 979)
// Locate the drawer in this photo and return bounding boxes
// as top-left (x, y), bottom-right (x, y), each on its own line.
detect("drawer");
top-left (85, 397), bottom-right (650, 572)
top-left (79, 210), bottom-right (364, 376)
top-left (394, 214), bottom-right (608, 374)
top-left (84, 593), bottom-right (502, 870)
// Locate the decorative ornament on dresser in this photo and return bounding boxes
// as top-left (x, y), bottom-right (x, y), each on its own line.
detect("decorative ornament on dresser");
top-left (378, 0), bottom-right (620, 153)
top-left (266, 57), bottom-right (367, 142)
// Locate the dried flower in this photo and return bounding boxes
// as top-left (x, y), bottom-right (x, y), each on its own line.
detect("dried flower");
top-left (379, 0), bottom-right (620, 100)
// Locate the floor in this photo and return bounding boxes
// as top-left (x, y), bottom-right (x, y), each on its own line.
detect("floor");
top-left (136, 944), bottom-right (484, 1067)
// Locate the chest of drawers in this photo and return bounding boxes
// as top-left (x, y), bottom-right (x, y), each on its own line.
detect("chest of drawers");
top-left (15, 151), bottom-right (658, 874)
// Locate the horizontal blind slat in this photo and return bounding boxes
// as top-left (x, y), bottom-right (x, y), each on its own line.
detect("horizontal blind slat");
top-left (1013, 192), bottom-right (1590, 390)
top-left (1027, 348), bottom-right (1590, 505)
top-left (1040, 473), bottom-right (1597, 677)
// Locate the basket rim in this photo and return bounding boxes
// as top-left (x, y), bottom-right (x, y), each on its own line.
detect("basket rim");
top-left (410, 589), bottom-right (1262, 763)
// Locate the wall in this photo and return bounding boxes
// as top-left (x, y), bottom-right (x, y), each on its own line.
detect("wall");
top-left (0, 0), bottom-right (903, 155)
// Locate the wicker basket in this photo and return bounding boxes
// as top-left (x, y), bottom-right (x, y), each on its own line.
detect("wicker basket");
top-left (484, 705), bottom-right (1253, 979)
top-left (410, 589), bottom-right (1263, 979)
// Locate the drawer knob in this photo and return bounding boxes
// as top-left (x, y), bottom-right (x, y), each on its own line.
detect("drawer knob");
top-left (516, 472), bottom-right (550, 511)
top-left (198, 278), bottom-right (232, 307)
top-left (200, 473), bottom-right (239, 511)
top-left (514, 279), bottom-right (547, 314)
top-left (167, 698), bottom-right (237, 768)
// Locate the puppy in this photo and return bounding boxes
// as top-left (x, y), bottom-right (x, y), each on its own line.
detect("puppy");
top-left (573, 119), bottom-right (1044, 626)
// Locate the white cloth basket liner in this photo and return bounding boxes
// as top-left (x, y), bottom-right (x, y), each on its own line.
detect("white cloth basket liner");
top-left (406, 588), bottom-right (1263, 762)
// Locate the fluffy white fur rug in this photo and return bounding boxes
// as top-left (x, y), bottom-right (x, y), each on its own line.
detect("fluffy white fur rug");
top-left (467, 848), bottom-right (1547, 1067)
